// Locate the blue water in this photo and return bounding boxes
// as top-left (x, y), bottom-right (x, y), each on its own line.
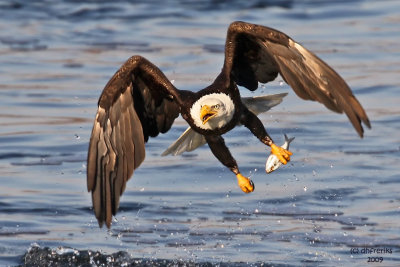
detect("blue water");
top-left (1, 0), bottom-right (399, 266)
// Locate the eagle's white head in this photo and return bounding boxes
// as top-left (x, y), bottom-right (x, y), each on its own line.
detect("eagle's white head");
top-left (190, 93), bottom-right (235, 130)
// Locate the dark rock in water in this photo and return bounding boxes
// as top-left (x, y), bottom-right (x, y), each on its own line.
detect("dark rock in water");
top-left (23, 246), bottom-right (129, 266)
top-left (22, 246), bottom-right (277, 267)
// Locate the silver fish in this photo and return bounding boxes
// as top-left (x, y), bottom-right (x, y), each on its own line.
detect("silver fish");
top-left (265, 134), bottom-right (295, 174)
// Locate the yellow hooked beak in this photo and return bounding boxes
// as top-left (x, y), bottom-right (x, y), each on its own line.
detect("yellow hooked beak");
top-left (200, 105), bottom-right (218, 125)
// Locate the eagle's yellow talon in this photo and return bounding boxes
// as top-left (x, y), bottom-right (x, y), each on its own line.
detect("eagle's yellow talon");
top-left (236, 173), bottom-right (254, 193)
top-left (270, 143), bottom-right (293, 165)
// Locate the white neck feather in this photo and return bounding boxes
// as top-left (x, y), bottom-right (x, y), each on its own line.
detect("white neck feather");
top-left (190, 93), bottom-right (235, 130)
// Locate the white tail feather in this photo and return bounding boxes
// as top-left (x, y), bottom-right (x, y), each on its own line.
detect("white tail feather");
top-left (161, 127), bottom-right (206, 156)
top-left (241, 93), bottom-right (287, 115)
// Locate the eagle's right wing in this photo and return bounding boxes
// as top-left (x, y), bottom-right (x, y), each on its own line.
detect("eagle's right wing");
top-left (87, 56), bottom-right (180, 228)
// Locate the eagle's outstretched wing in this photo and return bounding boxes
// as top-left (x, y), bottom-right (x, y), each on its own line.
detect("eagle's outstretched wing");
top-left (223, 21), bottom-right (370, 137)
top-left (87, 56), bottom-right (180, 228)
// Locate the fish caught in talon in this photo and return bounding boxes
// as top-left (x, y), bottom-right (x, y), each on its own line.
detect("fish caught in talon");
top-left (270, 143), bottom-right (292, 164)
top-left (266, 134), bottom-right (295, 173)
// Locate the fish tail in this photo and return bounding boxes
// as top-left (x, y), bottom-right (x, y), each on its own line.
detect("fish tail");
top-left (284, 133), bottom-right (295, 144)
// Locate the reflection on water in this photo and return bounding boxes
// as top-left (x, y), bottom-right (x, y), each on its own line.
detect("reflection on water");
top-left (0, 0), bottom-right (399, 266)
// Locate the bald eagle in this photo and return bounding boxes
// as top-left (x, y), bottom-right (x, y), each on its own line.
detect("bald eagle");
top-left (87, 21), bottom-right (370, 228)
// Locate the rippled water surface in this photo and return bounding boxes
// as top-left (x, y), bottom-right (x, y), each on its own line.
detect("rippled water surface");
top-left (1, 0), bottom-right (399, 266)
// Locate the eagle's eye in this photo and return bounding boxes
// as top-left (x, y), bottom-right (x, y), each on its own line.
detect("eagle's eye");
top-left (212, 104), bottom-right (220, 109)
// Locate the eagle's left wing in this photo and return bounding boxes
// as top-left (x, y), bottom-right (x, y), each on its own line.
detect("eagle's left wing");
top-left (222, 21), bottom-right (370, 137)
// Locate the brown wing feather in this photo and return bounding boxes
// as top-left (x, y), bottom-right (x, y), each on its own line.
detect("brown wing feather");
top-left (87, 56), bottom-right (180, 228)
top-left (224, 21), bottom-right (370, 137)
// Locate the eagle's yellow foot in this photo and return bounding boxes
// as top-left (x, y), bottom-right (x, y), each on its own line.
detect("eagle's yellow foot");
top-left (270, 143), bottom-right (293, 164)
top-left (236, 173), bottom-right (254, 193)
